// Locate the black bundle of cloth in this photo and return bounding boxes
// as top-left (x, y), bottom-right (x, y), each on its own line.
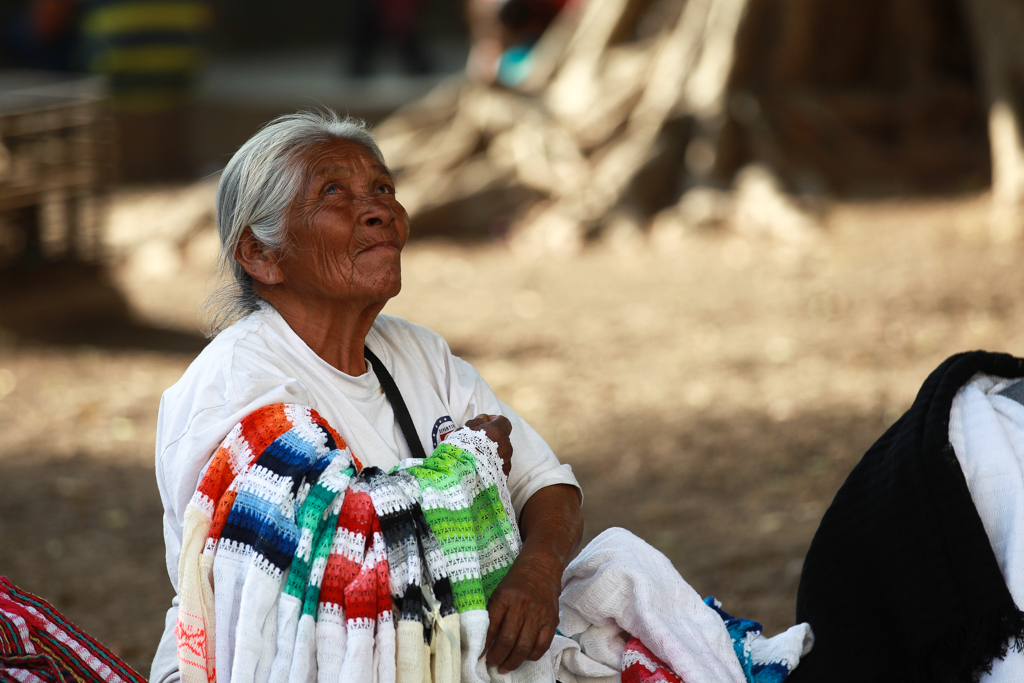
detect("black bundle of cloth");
top-left (789, 351), bottom-right (1024, 683)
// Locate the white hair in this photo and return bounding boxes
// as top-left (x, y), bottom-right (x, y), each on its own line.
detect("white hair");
top-left (199, 109), bottom-right (386, 336)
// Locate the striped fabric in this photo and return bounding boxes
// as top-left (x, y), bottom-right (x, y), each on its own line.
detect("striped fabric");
top-left (622, 638), bottom-right (682, 683)
top-left (398, 428), bottom-right (520, 683)
top-left (176, 404), bottom-right (360, 683)
top-left (621, 600), bottom-right (809, 683)
top-left (79, 0), bottom-right (213, 111)
top-left (402, 428), bottom-right (520, 613)
top-left (175, 405), bottom-right (515, 683)
top-left (0, 577), bottom-right (146, 683)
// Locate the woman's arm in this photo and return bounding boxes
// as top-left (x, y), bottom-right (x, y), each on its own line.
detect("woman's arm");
top-left (464, 413), bottom-right (584, 673)
top-left (485, 483), bottom-right (584, 673)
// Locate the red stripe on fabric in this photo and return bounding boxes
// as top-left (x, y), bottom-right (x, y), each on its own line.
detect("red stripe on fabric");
top-left (0, 579), bottom-right (145, 683)
top-left (319, 490), bottom-right (375, 606)
top-left (197, 404), bottom-right (294, 527)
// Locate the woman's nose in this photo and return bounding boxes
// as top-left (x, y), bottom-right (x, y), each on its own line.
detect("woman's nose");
top-left (360, 197), bottom-right (393, 228)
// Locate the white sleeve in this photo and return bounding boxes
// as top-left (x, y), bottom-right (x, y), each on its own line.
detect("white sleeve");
top-left (152, 379), bottom-right (309, 682)
top-left (149, 599), bottom-right (181, 683)
top-left (446, 354), bottom-right (581, 517)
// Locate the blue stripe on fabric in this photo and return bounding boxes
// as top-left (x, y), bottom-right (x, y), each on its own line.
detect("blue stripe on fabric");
top-left (260, 429), bottom-right (324, 481)
top-left (216, 425), bottom-right (333, 574)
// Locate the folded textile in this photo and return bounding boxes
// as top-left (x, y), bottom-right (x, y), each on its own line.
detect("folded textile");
top-left (365, 468), bottom-right (461, 683)
top-left (0, 577), bottom-right (146, 683)
top-left (267, 453), bottom-right (357, 683)
top-left (176, 404), bottom-right (386, 683)
top-left (315, 482), bottom-right (388, 683)
top-left (703, 598), bottom-right (812, 683)
top-left (950, 372), bottom-right (1024, 682)
top-left (621, 639), bottom-right (681, 683)
top-left (501, 527), bottom-right (749, 683)
top-left (791, 352), bottom-right (1024, 683)
top-left (556, 527), bottom-right (748, 683)
top-left (620, 618), bottom-right (810, 683)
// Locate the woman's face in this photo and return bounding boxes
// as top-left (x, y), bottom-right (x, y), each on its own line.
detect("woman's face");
top-left (277, 139), bottom-right (409, 306)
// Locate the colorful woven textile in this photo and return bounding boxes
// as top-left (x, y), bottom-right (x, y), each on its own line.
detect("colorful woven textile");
top-left (396, 427), bottom-right (520, 683)
top-left (619, 599), bottom-right (808, 683)
top-left (175, 404), bottom-right (372, 683)
top-left (399, 428), bottom-right (520, 613)
top-left (703, 598), bottom-right (807, 683)
top-left (0, 577), bottom-right (146, 683)
top-left (175, 406), bottom-right (520, 683)
top-left (621, 639), bottom-right (683, 683)
top-left (176, 405), bottom-right (359, 683)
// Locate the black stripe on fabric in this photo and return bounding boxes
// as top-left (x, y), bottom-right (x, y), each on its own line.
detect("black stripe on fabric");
top-left (408, 501), bottom-right (457, 616)
top-left (364, 467), bottom-right (424, 624)
top-left (257, 432), bottom-right (319, 480)
top-left (321, 424), bottom-right (338, 451)
top-left (431, 576), bottom-right (457, 618)
top-left (221, 517), bottom-right (297, 573)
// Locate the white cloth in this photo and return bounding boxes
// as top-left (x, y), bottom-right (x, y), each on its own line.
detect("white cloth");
top-left (949, 373), bottom-right (1024, 682)
top-left (498, 528), bottom-right (750, 683)
top-left (151, 304), bottom-right (580, 683)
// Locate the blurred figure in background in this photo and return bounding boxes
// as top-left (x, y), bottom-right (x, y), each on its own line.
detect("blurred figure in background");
top-left (80, 0), bottom-right (212, 179)
top-left (466, 0), bottom-right (570, 85)
top-left (348, 0), bottom-right (432, 77)
top-left (1, 0), bottom-right (80, 70)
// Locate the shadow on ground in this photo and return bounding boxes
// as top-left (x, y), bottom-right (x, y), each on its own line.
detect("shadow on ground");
top-left (0, 404), bottom-right (886, 673)
top-left (0, 263), bottom-right (207, 354)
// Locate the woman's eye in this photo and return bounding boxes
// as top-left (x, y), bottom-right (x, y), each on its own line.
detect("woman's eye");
top-left (377, 184), bottom-right (394, 194)
top-left (325, 185), bottom-right (340, 195)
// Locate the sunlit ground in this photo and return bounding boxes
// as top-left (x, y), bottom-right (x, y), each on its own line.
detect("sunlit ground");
top-left (1, 189), bottom-right (1021, 673)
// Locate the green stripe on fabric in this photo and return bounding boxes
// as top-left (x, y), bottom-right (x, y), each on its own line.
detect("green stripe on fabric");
top-left (302, 508), bottom-right (340, 618)
top-left (284, 464), bottom-right (354, 600)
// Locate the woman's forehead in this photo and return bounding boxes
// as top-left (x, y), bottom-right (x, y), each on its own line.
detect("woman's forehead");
top-left (303, 140), bottom-right (389, 179)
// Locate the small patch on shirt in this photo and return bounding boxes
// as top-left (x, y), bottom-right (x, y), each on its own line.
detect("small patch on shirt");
top-left (999, 379), bottom-right (1024, 406)
top-left (431, 415), bottom-right (456, 447)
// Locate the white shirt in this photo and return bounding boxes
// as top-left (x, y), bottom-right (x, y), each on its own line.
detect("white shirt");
top-left (150, 304), bottom-right (580, 683)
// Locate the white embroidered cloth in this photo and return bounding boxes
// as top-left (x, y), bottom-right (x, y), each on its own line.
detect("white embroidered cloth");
top-left (950, 373), bottom-right (1024, 682)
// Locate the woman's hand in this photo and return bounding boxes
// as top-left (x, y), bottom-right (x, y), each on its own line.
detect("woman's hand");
top-left (484, 543), bottom-right (563, 673)
top-left (484, 484), bottom-right (584, 674)
top-left (466, 413), bottom-right (513, 475)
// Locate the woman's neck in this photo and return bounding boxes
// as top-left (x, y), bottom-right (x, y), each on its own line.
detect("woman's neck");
top-left (258, 288), bottom-right (386, 376)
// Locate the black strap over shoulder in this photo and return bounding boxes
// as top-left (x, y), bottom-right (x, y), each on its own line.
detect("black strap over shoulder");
top-left (364, 345), bottom-right (428, 460)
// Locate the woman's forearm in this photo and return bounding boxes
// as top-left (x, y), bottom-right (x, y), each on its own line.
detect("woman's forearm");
top-left (518, 483), bottom-right (584, 572)
top-left (484, 483), bottom-right (584, 672)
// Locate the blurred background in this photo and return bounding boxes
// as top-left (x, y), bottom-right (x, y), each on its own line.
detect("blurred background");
top-left (2, 0), bottom-right (1024, 673)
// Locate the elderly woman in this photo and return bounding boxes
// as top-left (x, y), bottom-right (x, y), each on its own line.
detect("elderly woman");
top-left (149, 110), bottom-right (583, 683)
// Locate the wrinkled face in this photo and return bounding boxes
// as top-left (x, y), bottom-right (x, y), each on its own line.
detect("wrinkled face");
top-left (277, 139), bottom-right (409, 305)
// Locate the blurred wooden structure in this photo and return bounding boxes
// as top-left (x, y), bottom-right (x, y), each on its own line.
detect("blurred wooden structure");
top-left (0, 72), bottom-right (113, 268)
top-left (961, 0), bottom-right (1024, 240)
top-left (376, 0), bottom-right (1000, 247)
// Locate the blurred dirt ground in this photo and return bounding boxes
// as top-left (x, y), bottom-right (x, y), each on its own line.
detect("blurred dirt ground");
top-left (2, 190), bottom-right (1023, 675)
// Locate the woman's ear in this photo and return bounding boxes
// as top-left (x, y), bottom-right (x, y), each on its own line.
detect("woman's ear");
top-left (234, 228), bottom-right (284, 285)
